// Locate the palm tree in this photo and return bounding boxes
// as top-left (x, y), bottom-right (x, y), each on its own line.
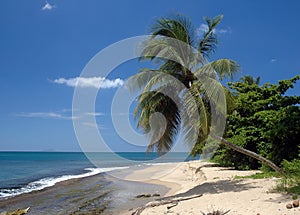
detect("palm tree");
top-left (129, 14), bottom-right (283, 174)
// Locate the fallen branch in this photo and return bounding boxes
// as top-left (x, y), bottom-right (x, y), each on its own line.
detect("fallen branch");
top-left (166, 202), bottom-right (178, 209)
top-left (131, 194), bottom-right (203, 215)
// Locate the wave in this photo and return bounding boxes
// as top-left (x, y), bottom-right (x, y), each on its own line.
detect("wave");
top-left (0, 166), bottom-right (129, 199)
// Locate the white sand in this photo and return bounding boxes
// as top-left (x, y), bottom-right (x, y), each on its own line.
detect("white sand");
top-left (123, 161), bottom-right (300, 215)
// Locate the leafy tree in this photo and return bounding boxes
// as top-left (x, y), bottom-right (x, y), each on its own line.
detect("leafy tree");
top-left (129, 14), bottom-right (283, 174)
top-left (213, 76), bottom-right (300, 170)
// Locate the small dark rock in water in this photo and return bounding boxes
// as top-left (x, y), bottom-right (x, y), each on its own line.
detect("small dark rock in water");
top-left (286, 203), bottom-right (293, 209)
top-left (292, 200), bottom-right (299, 207)
top-left (136, 194), bottom-right (151, 198)
top-left (152, 193), bottom-right (160, 197)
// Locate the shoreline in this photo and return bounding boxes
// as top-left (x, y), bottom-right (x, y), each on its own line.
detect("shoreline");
top-left (1, 160), bottom-right (300, 214)
top-left (0, 163), bottom-right (171, 215)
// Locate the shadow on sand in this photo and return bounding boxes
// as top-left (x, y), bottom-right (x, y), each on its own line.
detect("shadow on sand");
top-left (161, 179), bottom-right (257, 200)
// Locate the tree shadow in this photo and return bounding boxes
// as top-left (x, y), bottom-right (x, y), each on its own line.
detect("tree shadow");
top-left (160, 179), bottom-right (257, 200)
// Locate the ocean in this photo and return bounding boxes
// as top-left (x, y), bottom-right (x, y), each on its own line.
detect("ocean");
top-left (0, 152), bottom-right (198, 200)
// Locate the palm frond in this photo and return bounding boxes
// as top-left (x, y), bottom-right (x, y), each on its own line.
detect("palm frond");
top-left (223, 86), bottom-right (236, 114)
top-left (198, 15), bottom-right (223, 58)
top-left (134, 88), bottom-right (181, 154)
top-left (139, 36), bottom-right (195, 70)
top-left (181, 84), bottom-right (209, 151)
top-left (150, 14), bottom-right (195, 45)
top-left (126, 69), bottom-right (157, 92)
top-left (195, 59), bottom-right (240, 80)
top-left (188, 77), bottom-right (227, 135)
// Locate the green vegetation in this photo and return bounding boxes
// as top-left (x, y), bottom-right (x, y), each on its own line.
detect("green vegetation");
top-left (212, 76), bottom-right (300, 171)
top-left (212, 76), bottom-right (300, 193)
top-left (277, 153), bottom-right (300, 195)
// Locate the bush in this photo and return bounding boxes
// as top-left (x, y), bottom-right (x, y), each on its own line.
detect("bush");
top-left (278, 159), bottom-right (300, 194)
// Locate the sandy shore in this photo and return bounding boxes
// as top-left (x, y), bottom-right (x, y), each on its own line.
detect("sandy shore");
top-left (123, 160), bottom-right (300, 215)
top-left (1, 161), bottom-right (299, 214)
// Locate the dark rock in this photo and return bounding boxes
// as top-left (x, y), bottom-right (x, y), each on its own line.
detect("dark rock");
top-left (286, 203), bottom-right (293, 209)
top-left (136, 194), bottom-right (151, 198)
top-left (292, 200), bottom-right (299, 207)
top-left (152, 193), bottom-right (161, 197)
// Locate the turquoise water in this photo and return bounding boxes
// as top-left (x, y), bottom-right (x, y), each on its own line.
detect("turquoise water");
top-left (0, 152), bottom-right (198, 199)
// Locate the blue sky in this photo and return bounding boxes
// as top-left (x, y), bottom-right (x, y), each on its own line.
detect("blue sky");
top-left (0, 0), bottom-right (299, 152)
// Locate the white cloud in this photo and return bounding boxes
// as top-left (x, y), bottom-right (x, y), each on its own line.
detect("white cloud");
top-left (53, 77), bottom-right (124, 89)
top-left (15, 110), bottom-right (107, 120)
top-left (42, 1), bottom-right (55, 10)
top-left (15, 111), bottom-right (76, 120)
top-left (218, 29), bottom-right (229, 34)
top-left (85, 112), bottom-right (105, 117)
top-left (270, 58), bottom-right (277, 63)
top-left (196, 24), bottom-right (230, 36)
top-left (197, 24), bottom-right (211, 35)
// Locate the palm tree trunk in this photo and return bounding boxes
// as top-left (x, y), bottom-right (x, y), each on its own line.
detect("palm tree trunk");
top-left (210, 132), bottom-right (284, 175)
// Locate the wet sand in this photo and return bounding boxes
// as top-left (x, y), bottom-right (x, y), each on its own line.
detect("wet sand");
top-left (0, 166), bottom-right (169, 215)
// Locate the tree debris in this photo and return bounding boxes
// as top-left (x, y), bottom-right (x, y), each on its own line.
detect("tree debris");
top-left (131, 194), bottom-right (203, 215)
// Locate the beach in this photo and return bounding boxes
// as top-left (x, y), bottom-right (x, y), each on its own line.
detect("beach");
top-left (122, 161), bottom-right (300, 215)
top-left (1, 160), bottom-right (299, 214)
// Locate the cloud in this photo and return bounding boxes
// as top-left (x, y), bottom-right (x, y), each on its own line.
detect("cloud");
top-left (270, 58), bottom-right (277, 63)
top-left (85, 112), bottom-right (105, 117)
top-left (196, 24), bottom-right (231, 36)
top-left (197, 24), bottom-right (210, 35)
top-left (53, 77), bottom-right (124, 89)
top-left (14, 110), bottom-right (107, 120)
top-left (42, 1), bottom-right (55, 10)
top-left (15, 111), bottom-right (77, 120)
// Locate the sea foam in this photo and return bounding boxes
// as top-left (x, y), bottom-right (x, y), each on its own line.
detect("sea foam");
top-left (0, 166), bottom-right (129, 199)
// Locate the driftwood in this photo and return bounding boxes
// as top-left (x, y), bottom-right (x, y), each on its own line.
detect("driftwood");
top-left (195, 162), bottom-right (219, 174)
top-left (131, 194), bottom-right (203, 215)
top-left (166, 202), bottom-right (178, 209)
